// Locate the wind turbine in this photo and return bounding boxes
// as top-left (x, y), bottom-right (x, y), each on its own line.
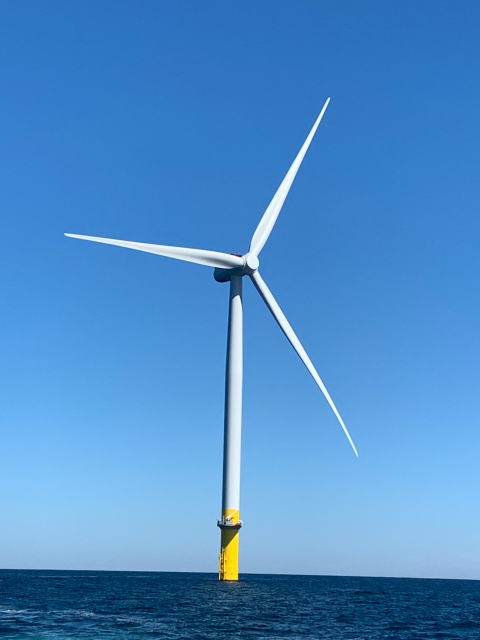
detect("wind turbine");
top-left (65, 97), bottom-right (358, 581)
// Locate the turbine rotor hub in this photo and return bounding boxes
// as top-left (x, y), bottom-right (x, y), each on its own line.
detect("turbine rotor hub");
top-left (244, 253), bottom-right (259, 273)
top-left (213, 253), bottom-right (259, 282)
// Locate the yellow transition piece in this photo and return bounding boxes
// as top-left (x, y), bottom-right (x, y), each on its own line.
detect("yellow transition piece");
top-left (219, 508), bottom-right (240, 581)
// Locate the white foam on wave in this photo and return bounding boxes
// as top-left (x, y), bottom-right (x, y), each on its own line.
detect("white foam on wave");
top-left (0, 608), bottom-right (28, 614)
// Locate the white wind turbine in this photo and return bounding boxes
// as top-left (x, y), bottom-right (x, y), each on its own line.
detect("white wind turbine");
top-left (66, 97), bottom-right (357, 581)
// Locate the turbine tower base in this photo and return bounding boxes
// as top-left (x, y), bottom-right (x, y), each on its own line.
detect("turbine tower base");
top-left (218, 509), bottom-right (242, 581)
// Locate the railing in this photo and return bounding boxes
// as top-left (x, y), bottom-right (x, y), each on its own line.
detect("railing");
top-left (217, 517), bottom-right (243, 529)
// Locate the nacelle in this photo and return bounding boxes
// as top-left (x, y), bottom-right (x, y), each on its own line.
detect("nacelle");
top-left (213, 253), bottom-right (259, 282)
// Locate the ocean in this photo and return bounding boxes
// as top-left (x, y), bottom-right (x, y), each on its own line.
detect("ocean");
top-left (0, 570), bottom-right (479, 639)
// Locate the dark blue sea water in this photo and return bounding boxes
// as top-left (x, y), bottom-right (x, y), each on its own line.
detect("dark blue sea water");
top-left (0, 571), bottom-right (479, 639)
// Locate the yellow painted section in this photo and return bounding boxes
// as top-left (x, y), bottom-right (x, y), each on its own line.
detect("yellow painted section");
top-left (219, 508), bottom-right (240, 581)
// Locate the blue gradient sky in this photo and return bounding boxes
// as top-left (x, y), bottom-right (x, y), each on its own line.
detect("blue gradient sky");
top-left (1, 1), bottom-right (480, 579)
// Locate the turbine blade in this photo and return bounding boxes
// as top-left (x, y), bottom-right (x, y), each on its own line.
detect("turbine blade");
top-left (65, 234), bottom-right (244, 269)
top-left (249, 98), bottom-right (330, 257)
top-left (250, 270), bottom-right (358, 456)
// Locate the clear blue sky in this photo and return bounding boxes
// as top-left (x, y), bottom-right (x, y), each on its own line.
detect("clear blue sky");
top-left (1, 1), bottom-right (479, 579)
